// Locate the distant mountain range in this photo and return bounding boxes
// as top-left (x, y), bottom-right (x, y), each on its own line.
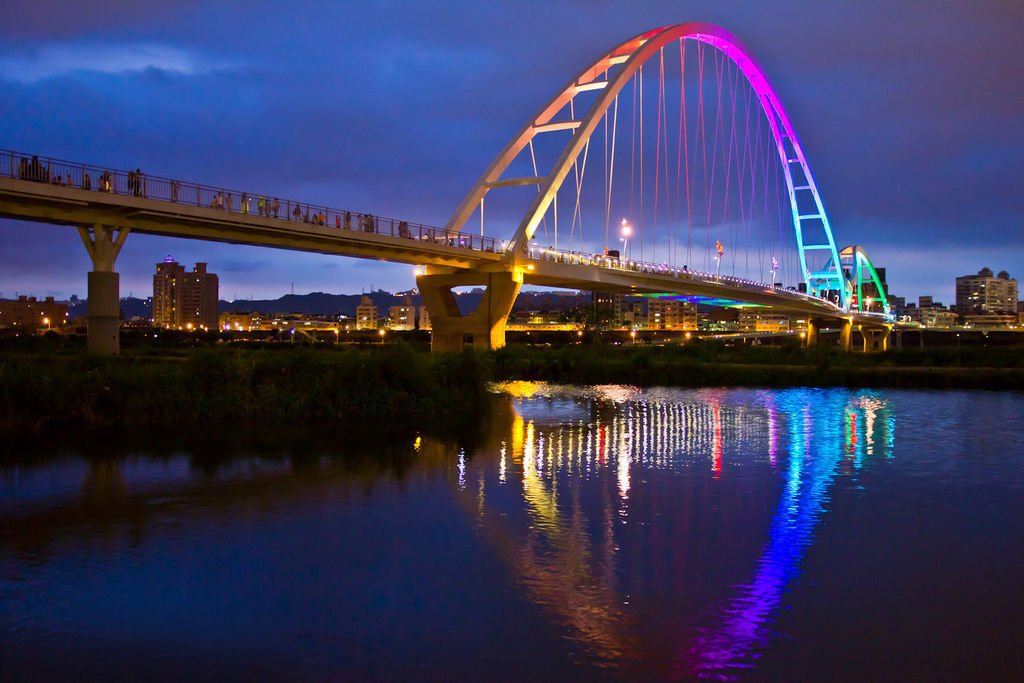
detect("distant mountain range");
top-left (68, 289), bottom-right (592, 320)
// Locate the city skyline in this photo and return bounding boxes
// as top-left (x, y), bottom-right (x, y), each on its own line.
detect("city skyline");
top-left (0, 2), bottom-right (1021, 303)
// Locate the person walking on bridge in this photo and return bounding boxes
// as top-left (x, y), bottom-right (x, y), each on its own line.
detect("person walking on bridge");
top-left (272, 198), bottom-right (280, 218)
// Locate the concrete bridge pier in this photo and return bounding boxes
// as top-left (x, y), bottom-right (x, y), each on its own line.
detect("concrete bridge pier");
top-left (77, 224), bottom-right (130, 355)
top-left (807, 318), bottom-right (854, 351)
top-left (859, 326), bottom-right (891, 353)
top-left (418, 270), bottom-right (522, 352)
top-left (805, 319), bottom-right (820, 347)
top-left (839, 319), bottom-right (853, 352)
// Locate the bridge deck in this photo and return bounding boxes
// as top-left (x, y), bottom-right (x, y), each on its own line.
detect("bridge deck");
top-left (0, 149), bottom-right (501, 270)
top-left (0, 148), bottom-right (889, 326)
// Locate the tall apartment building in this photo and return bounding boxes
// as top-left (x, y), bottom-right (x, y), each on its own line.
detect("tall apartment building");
top-left (956, 268), bottom-right (1018, 315)
top-left (646, 299), bottom-right (697, 331)
top-left (356, 295), bottom-right (378, 330)
top-left (388, 295), bottom-right (416, 330)
top-left (152, 257), bottom-right (219, 329)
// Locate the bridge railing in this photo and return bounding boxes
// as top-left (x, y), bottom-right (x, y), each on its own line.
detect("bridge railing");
top-left (0, 148), bottom-right (498, 254)
top-left (527, 244), bottom-right (841, 309)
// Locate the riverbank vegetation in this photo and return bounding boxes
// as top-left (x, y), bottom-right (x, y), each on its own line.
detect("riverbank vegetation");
top-left (0, 343), bottom-right (488, 434)
top-left (1, 338), bottom-right (1021, 436)
top-left (489, 342), bottom-right (1024, 389)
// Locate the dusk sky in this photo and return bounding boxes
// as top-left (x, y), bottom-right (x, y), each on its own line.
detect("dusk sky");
top-left (1, 0), bottom-right (1021, 303)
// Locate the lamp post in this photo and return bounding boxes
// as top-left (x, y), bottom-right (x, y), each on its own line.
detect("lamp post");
top-left (620, 218), bottom-right (632, 264)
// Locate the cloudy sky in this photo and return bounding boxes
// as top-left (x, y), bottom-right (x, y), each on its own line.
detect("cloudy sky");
top-left (0, 0), bottom-right (1021, 303)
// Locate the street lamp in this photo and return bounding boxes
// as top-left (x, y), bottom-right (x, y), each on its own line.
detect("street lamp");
top-left (620, 218), bottom-right (632, 263)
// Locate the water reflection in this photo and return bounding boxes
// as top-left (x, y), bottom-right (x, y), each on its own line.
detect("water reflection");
top-left (0, 385), bottom-right (911, 681)
top-left (689, 390), bottom-right (894, 678)
top-left (485, 383), bottom-right (896, 679)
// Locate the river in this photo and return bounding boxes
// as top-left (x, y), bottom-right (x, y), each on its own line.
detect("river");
top-left (2, 385), bottom-right (1023, 681)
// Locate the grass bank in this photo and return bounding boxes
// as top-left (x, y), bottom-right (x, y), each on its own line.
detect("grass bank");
top-left (0, 344), bottom-right (488, 434)
top-left (2, 340), bottom-right (1021, 437)
top-left (489, 343), bottom-right (1024, 390)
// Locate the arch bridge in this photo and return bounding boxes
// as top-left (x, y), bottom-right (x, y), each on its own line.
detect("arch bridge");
top-left (0, 23), bottom-right (893, 354)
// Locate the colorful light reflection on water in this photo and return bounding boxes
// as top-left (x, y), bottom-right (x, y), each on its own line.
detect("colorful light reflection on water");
top-left (491, 383), bottom-right (897, 678)
top-left (2, 386), bottom-right (1022, 681)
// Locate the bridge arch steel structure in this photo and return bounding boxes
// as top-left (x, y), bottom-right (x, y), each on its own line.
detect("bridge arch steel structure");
top-left (447, 23), bottom-right (850, 310)
top-left (838, 245), bottom-right (890, 314)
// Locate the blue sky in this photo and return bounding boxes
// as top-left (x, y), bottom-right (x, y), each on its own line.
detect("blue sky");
top-left (0, 0), bottom-right (1021, 303)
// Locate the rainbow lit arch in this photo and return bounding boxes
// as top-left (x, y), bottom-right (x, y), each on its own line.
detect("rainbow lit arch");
top-left (447, 23), bottom-right (851, 310)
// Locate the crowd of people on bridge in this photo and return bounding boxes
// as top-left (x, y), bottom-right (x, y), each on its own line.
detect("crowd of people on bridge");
top-left (11, 153), bottom-right (498, 253)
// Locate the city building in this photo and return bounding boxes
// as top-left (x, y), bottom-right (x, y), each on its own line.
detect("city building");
top-left (738, 310), bottom-right (790, 333)
top-left (153, 257), bottom-right (219, 329)
top-left (0, 295), bottom-right (68, 331)
top-left (418, 305), bottom-right (431, 331)
top-left (388, 296), bottom-right (416, 330)
top-left (622, 302), bottom-right (645, 329)
top-left (956, 267), bottom-right (1018, 315)
top-left (962, 314), bottom-right (1017, 329)
top-left (219, 311), bottom-right (263, 331)
top-left (919, 308), bottom-right (959, 329)
top-left (700, 309), bottom-right (741, 332)
top-left (646, 299), bottom-right (697, 331)
top-left (592, 290), bottom-right (624, 327)
top-left (355, 295), bottom-right (378, 330)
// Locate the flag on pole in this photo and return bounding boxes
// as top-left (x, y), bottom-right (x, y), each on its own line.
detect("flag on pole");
top-left (715, 240), bottom-right (724, 257)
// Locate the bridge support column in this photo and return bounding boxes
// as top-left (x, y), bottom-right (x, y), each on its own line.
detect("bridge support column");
top-left (77, 224), bottom-right (129, 355)
top-left (418, 270), bottom-right (522, 352)
top-left (805, 319), bottom-right (820, 347)
top-left (839, 319), bottom-right (853, 352)
top-left (859, 327), bottom-right (891, 353)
